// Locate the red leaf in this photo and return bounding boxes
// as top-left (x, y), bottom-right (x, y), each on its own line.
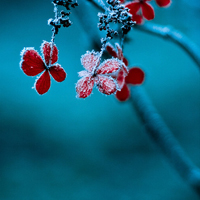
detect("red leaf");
top-left (96, 58), bottom-right (122, 74)
top-left (96, 75), bottom-right (117, 95)
top-left (156, 0), bottom-right (171, 7)
top-left (123, 57), bottom-right (129, 66)
top-left (35, 70), bottom-right (51, 95)
top-left (141, 2), bottom-right (155, 20)
top-left (20, 48), bottom-right (45, 76)
top-left (131, 13), bottom-right (143, 25)
top-left (125, 67), bottom-right (145, 85)
top-left (116, 84), bottom-right (130, 102)
top-left (125, 2), bottom-right (141, 15)
top-left (115, 43), bottom-right (123, 60)
top-left (117, 69), bottom-right (126, 89)
top-left (49, 64), bottom-right (66, 82)
top-left (42, 41), bottom-right (58, 66)
top-left (106, 43), bottom-right (118, 58)
top-left (81, 51), bottom-right (100, 73)
top-left (76, 76), bottom-right (94, 98)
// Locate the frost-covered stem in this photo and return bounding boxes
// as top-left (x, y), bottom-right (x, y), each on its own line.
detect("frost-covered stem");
top-left (129, 86), bottom-right (200, 196)
top-left (134, 23), bottom-right (200, 69)
top-left (88, 0), bottom-right (200, 69)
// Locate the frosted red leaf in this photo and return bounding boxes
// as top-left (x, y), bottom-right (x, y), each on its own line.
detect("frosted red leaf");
top-left (35, 70), bottom-right (51, 95)
top-left (96, 58), bottom-right (122, 75)
top-left (76, 76), bottom-right (94, 98)
top-left (81, 51), bottom-right (100, 73)
top-left (49, 64), bottom-right (66, 82)
top-left (20, 42), bottom-right (66, 95)
top-left (106, 44), bottom-right (118, 58)
top-left (115, 43), bottom-right (123, 60)
top-left (116, 84), bottom-right (130, 102)
top-left (21, 48), bottom-right (45, 76)
top-left (96, 76), bottom-right (117, 95)
top-left (156, 0), bottom-right (171, 7)
top-left (125, 67), bottom-right (145, 85)
top-left (42, 41), bottom-right (58, 66)
top-left (106, 43), bottom-right (129, 72)
top-left (117, 69), bottom-right (126, 89)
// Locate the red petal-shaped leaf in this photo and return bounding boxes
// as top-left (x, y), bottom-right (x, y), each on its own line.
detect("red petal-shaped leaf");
top-left (115, 43), bottom-right (123, 60)
top-left (96, 75), bottom-right (117, 95)
top-left (125, 2), bottom-right (141, 15)
top-left (49, 64), bottom-right (66, 82)
top-left (42, 41), bottom-right (58, 66)
top-left (106, 43), bottom-right (118, 58)
top-left (35, 70), bottom-right (51, 95)
top-left (20, 48), bottom-right (45, 76)
top-left (117, 69), bottom-right (126, 89)
top-left (116, 84), bottom-right (130, 102)
top-left (81, 51), bottom-right (100, 73)
top-left (156, 0), bottom-right (171, 7)
top-left (119, 0), bottom-right (125, 3)
top-left (141, 2), bottom-right (155, 20)
top-left (96, 58), bottom-right (122, 74)
top-left (125, 67), bottom-right (145, 85)
top-left (131, 14), bottom-right (143, 25)
top-left (123, 57), bottom-right (129, 66)
top-left (76, 76), bottom-right (94, 98)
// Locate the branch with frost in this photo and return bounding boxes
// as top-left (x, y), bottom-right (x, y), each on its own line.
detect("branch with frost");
top-left (87, 0), bottom-right (200, 69)
top-left (130, 86), bottom-right (200, 196)
top-left (77, 0), bottom-right (200, 196)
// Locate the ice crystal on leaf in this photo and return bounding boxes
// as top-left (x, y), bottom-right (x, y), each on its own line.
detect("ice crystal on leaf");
top-left (20, 41), bottom-right (66, 95)
top-left (76, 51), bottom-right (125, 98)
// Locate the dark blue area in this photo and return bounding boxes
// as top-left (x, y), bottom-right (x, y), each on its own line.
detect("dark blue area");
top-left (0, 0), bottom-right (200, 199)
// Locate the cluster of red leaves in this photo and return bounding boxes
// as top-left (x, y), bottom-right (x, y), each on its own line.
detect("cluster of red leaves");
top-left (20, 42), bottom-right (144, 101)
top-left (122, 0), bottom-right (171, 24)
top-left (20, 41), bottom-right (66, 95)
top-left (106, 42), bottom-right (145, 101)
top-left (76, 51), bottom-right (125, 98)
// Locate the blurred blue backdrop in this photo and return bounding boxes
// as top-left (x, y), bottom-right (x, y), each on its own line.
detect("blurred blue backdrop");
top-left (0, 0), bottom-right (200, 199)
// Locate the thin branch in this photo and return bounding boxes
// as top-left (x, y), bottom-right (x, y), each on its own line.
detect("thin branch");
top-left (87, 0), bottom-right (200, 69)
top-left (135, 23), bottom-right (200, 69)
top-left (129, 86), bottom-right (200, 196)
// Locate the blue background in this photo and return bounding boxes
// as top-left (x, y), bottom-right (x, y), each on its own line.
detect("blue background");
top-left (0, 0), bottom-right (200, 199)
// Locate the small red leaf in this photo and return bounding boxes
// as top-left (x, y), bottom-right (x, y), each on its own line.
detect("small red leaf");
top-left (156, 0), bottom-right (171, 7)
top-left (141, 2), bottom-right (155, 20)
top-left (125, 2), bottom-right (141, 15)
top-left (35, 70), bottom-right (51, 95)
top-left (106, 43), bottom-right (118, 58)
top-left (115, 43), bottom-right (123, 60)
top-left (76, 76), bottom-right (94, 98)
top-left (125, 67), bottom-right (145, 85)
top-left (81, 51), bottom-right (100, 73)
top-left (96, 58), bottom-right (122, 74)
top-left (49, 64), bottom-right (66, 82)
top-left (42, 41), bottom-right (58, 66)
top-left (20, 48), bottom-right (45, 76)
top-left (117, 69), bottom-right (126, 89)
top-left (131, 13), bottom-right (143, 25)
top-left (96, 75), bottom-right (117, 95)
top-left (116, 84), bottom-right (130, 102)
